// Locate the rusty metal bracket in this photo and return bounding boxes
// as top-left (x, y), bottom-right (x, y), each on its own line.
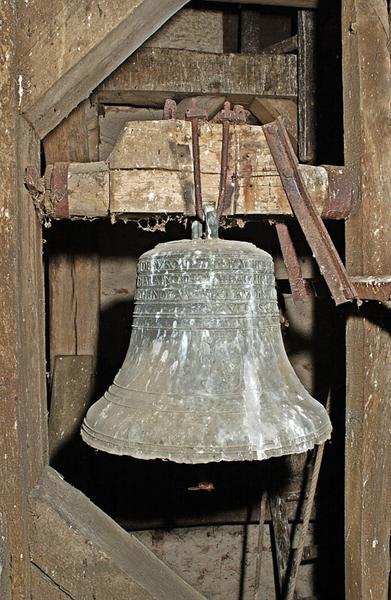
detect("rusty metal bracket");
top-left (185, 98), bottom-right (207, 221)
top-left (215, 102), bottom-right (246, 220)
top-left (264, 117), bottom-right (358, 306)
top-left (275, 222), bottom-right (313, 302)
top-left (163, 99), bottom-right (177, 120)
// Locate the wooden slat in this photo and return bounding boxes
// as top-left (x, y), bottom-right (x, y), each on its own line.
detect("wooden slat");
top-left (29, 468), bottom-right (206, 600)
top-left (49, 356), bottom-right (94, 461)
top-left (95, 47), bottom-right (297, 105)
top-left (342, 1), bottom-right (391, 598)
top-left (18, 0), bottom-right (188, 137)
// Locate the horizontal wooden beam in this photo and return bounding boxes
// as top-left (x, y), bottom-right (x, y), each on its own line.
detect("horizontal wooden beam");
top-left (204, 0), bottom-right (317, 7)
top-left (95, 47), bottom-right (297, 106)
top-left (28, 121), bottom-right (351, 220)
top-left (29, 467), bottom-right (206, 600)
top-left (18, 0), bottom-right (188, 138)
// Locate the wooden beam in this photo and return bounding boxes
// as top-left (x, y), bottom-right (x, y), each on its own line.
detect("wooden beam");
top-left (250, 97), bottom-right (298, 151)
top-left (205, 0), bottom-right (318, 7)
top-left (44, 103), bottom-right (101, 373)
top-left (298, 10), bottom-right (317, 163)
top-left (29, 467), bottom-right (206, 600)
top-left (95, 47), bottom-right (297, 106)
top-left (342, 1), bottom-right (391, 598)
top-left (18, 0), bottom-right (188, 138)
top-left (35, 121), bottom-right (350, 220)
top-left (49, 356), bottom-right (94, 461)
top-left (0, 513), bottom-right (11, 600)
top-left (1, 4), bottom-right (47, 598)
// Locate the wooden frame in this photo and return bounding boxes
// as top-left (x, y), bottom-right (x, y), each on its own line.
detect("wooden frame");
top-left (0, 1), bottom-right (389, 598)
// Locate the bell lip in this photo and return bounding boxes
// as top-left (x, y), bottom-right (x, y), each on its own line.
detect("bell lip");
top-left (80, 419), bottom-right (331, 464)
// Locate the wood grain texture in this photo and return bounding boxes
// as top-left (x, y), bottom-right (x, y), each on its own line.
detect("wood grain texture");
top-left (45, 104), bottom-right (101, 373)
top-left (29, 467), bottom-right (206, 600)
top-left (41, 121), bottom-right (333, 218)
top-left (99, 106), bottom-right (163, 160)
top-left (49, 356), bottom-right (94, 461)
top-left (145, 7), bottom-right (223, 53)
top-left (0, 4), bottom-right (48, 598)
top-left (31, 566), bottom-right (71, 600)
top-left (18, 0), bottom-right (188, 137)
top-left (96, 47), bottom-right (297, 105)
top-left (205, 0), bottom-right (317, 6)
top-left (342, 1), bottom-right (391, 598)
top-left (298, 10), bottom-right (317, 163)
top-left (250, 97), bottom-right (298, 150)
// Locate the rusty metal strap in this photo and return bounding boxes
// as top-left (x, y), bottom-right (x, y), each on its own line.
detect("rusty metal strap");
top-left (264, 118), bottom-right (358, 306)
top-left (275, 222), bottom-right (313, 302)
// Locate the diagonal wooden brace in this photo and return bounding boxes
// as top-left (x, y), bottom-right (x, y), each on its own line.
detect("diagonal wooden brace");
top-left (264, 117), bottom-right (358, 306)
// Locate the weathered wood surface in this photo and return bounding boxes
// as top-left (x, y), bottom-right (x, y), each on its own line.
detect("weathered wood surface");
top-left (18, 0), bottom-right (188, 137)
top-left (44, 103), bottom-right (101, 373)
top-left (99, 106), bottom-right (163, 160)
top-left (207, 0), bottom-right (317, 6)
top-left (49, 356), bottom-right (94, 461)
top-left (38, 121), bottom-right (346, 219)
top-left (29, 467), bottom-right (206, 600)
top-left (342, 1), bottom-right (391, 598)
top-left (0, 513), bottom-right (11, 600)
top-left (95, 47), bottom-right (297, 106)
top-left (250, 97), bottom-right (298, 150)
top-left (31, 566), bottom-right (71, 600)
top-left (269, 493), bottom-right (298, 600)
top-left (44, 100), bottom-right (99, 164)
top-left (298, 10), bottom-right (317, 163)
top-left (146, 7), bottom-right (223, 53)
top-left (1, 4), bottom-right (47, 597)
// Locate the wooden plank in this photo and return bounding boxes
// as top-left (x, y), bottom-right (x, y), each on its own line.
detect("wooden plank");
top-left (48, 229), bottom-right (100, 371)
top-left (342, 1), bottom-right (391, 599)
top-left (49, 356), bottom-right (94, 461)
top-left (95, 47), bottom-right (297, 105)
top-left (0, 4), bottom-right (47, 597)
top-left (45, 104), bottom-right (101, 373)
top-left (205, 0), bottom-right (317, 6)
top-left (145, 7), bottom-right (223, 53)
top-left (298, 10), bottom-right (317, 163)
top-left (250, 97), bottom-right (298, 150)
top-left (18, 0), bottom-right (188, 137)
top-left (29, 467), bottom-right (206, 600)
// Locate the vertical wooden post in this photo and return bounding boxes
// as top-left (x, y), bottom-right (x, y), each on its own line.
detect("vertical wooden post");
top-left (0, 3), bottom-right (47, 599)
top-left (342, 1), bottom-right (391, 598)
top-left (298, 9), bottom-right (316, 163)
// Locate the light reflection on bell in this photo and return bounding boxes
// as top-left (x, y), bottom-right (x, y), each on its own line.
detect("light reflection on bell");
top-left (81, 237), bottom-right (331, 463)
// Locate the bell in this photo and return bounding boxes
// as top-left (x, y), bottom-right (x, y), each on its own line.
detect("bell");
top-left (81, 235), bottom-right (331, 463)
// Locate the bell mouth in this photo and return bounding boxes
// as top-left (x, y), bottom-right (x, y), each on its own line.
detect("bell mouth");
top-left (81, 411), bottom-right (331, 464)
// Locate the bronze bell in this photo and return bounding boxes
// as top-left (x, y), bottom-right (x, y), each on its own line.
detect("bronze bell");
top-left (81, 233), bottom-right (331, 463)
